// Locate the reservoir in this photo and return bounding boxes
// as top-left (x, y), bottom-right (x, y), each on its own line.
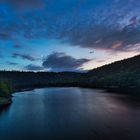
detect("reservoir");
top-left (0, 87), bottom-right (140, 140)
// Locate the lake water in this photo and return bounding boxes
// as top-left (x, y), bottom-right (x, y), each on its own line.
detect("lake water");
top-left (0, 87), bottom-right (140, 140)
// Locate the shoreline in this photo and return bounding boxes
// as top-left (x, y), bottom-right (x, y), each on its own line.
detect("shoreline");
top-left (0, 85), bottom-right (139, 108)
top-left (0, 97), bottom-right (12, 107)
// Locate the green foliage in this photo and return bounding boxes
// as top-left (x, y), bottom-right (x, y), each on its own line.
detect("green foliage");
top-left (0, 81), bottom-right (12, 97)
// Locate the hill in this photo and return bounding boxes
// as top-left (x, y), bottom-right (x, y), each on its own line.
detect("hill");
top-left (0, 55), bottom-right (140, 95)
top-left (84, 54), bottom-right (140, 93)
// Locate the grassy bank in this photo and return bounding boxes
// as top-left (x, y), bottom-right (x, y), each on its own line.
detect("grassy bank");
top-left (0, 82), bottom-right (12, 107)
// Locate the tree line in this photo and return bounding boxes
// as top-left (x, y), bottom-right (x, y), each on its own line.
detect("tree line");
top-left (0, 54), bottom-right (140, 95)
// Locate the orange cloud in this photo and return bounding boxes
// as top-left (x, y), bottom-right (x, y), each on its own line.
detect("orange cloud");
top-left (112, 41), bottom-right (123, 49)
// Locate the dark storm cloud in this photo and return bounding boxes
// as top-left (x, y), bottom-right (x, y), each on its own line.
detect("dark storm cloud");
top-left (24, 64), bottom-right (44, 71)
top-left (42, 52), bottom-right (91, 72)
top-left (12, 53), bottom-right (38, 61)
top-left (53, 0), bottom-right (140, 52)
top-left (66, 23), bottom-right (140, 52)
top-left (1, 0), bottom-right (140, 52)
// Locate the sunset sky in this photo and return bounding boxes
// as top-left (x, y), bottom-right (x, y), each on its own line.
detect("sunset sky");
top-left (0, 0), bottom-right (140, 72)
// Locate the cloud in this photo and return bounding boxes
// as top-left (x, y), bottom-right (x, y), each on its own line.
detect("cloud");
top-left (55, 0), bottom-right (140, 52)
top-left (13, 44), bottom-right (22, 49)
top-left (24, 64), bottom-right (44, 71)
top-left (0, 33), bottom-right (11, 40)
top-left (96, 60), bottom-right (106, 63)
top-left (1, 0), bottom-right (140, 53)
top-left (24, 52), bottom-right (91, 72)
top-left (55, 12), bottom-right (140, 52)
top-left (12, 53), bottom-right (38, 61)
top-left (3, 0), bottom-right (45, 10)
top-left (7, 61), bottom-right (18, 65)
top-left (42, 52), bottom-right (91, 72)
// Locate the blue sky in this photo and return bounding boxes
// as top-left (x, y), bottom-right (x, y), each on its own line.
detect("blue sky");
top-left (0, 0), bottom-right (140, 71)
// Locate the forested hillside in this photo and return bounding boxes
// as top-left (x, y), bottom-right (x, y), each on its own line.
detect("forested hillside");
top-left (0, 55), bottom-right (140, 94)
top-left (84, 54), bottom-right (140, 93)
top-left (0, 71), bottom-right (82, 90)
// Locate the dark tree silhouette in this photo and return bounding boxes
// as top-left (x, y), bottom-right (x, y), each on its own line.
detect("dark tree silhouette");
top-left (0, 54), bottom-right (140, 94)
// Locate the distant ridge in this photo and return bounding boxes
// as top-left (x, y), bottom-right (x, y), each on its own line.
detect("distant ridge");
top-left (85, 54), bottom-right (140, 93)
top-left (89, 54), bottom-right (140, 74)
top-left (0, 55), bottom-right (140, 94)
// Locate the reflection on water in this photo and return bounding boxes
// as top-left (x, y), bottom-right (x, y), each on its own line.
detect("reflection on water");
top-left (0, 87), bottom-right (140, 140)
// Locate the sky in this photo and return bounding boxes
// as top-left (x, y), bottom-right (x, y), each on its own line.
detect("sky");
top-left (0, 0), bottom-right (140, 72)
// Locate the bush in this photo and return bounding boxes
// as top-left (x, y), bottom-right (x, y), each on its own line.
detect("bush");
top-left (0, 81), bottom-right (12, 97)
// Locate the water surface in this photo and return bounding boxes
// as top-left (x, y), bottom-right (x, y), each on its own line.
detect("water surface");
top-left (0, 87), bottom-right (140, 140)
